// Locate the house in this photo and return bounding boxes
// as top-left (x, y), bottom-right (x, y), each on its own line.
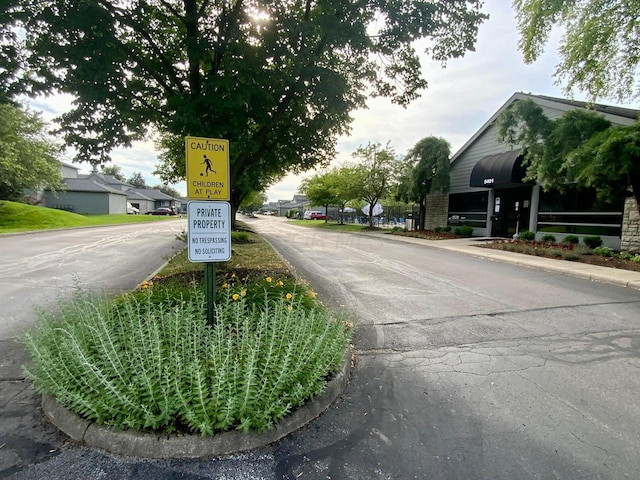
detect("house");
top-left (440, 92), bottom-right (639, 251)
top-left (128, 187), bottom-right (177, 214)
top-left (43, 163), bottom-right (129, 214)
top-left (43, 163), bottom-right (183, 214)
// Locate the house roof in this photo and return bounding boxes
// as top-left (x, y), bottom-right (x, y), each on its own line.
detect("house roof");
top-left (62, 178), bottom-right (127, 195)
top-left (130, 188), bottom-right (176, 201)
top-left (80, 173), bottom-right (133, 189)
top-left (450, 92), bottom-right (640, 165)
top-left (59, 161), bottom-right (80, 171)
top-left (533, 95), bottom-right (639, 120)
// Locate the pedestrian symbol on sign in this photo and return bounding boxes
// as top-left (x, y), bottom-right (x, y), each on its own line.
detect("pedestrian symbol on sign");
top-left (201, 155), bottom-right (217, 176)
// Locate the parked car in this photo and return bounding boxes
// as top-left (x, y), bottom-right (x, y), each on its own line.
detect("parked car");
top-left (127, 202), bottom-right (139, 215)
top-left (145, 207), bottom-right (177, 216)
top-left (304, 210), bottom-right (326, 220)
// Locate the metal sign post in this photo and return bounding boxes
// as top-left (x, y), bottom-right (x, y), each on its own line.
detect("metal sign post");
top-left (185, 136), bottom-right (231, 326)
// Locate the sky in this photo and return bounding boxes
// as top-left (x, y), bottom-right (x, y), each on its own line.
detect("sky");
top-left (26, 1), bottom-right (615, 201)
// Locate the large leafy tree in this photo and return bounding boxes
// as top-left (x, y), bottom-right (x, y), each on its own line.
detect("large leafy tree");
top-left (300, 165), bottom-right (360, 223)
top-left (397, 136), bottom-right (450, 230)
top-left (352, 142), bottom-right (400, 227)
top-left (299, 171), bottom-right (337, 222)
top-left (496, 98), bottom-right (640, 212)
top-left (2, 0), bottom-right (487, 214)
top-left (0, 103), bottom-right (63, 201)
top-left (127, 172), bottom-right (147, 189)
top-left (513, 0), bottom-right (640, 103)
top-left (239, 190), bottom-right (267, 213)
top-left (101, 165), bottom-right (125, 182)
top-left (569, 122), bottom-right (640, 212)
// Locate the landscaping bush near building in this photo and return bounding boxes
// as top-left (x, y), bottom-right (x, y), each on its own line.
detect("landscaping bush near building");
top-left (563, 235), bottom-right (580, 245)
top-left (482, 237), bottom-right (640, 271)
top-left (540, 234), bottom-right (557, 243)
top-left (583, 235), bottom-right (603, 249)
top-left (453, 225), bottom-right (473, 237)
top-left (519, 231), bottom-right (536, 241)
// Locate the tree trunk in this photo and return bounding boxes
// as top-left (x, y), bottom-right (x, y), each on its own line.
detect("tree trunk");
top-left (418, 198), bottom-right (426, 230)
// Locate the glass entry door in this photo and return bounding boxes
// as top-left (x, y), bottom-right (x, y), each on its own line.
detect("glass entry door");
top-left (491, 186), bottom-right (532, 237)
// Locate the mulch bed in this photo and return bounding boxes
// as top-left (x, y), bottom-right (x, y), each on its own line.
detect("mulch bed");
top-left (479, 242), bottom-right (640, 273)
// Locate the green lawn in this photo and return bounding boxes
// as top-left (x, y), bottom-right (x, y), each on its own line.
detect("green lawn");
top-left (288, 218), bottom-right (380, 232)
top-left (0, 201), bottom-right (177, 234)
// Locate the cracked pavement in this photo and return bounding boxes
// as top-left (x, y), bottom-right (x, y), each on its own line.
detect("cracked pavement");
top-left (3, 217), bottom-right (640, 479)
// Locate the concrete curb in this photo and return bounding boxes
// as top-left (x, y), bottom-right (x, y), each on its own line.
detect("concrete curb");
top-left (42, 348), bottom-right (352, 459)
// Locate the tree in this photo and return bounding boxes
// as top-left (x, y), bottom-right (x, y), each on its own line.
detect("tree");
top-left (496, 98), bottom-right (640, 213)
top-left (352, 142), bottom-right (400, 227)
top-left (3, 1), bottom-right (487, 217)
top-left (300, 172), bottom-right (337, 222)
top-left (301, 166), bottom-right (361, 223)
top-left (328, 166), bottom-right (361, 224)
top-left (513, 0), bottom-right (640, 103)
top-left (101, 165), bottom-right (125, 182)
top-left (569, 122), bottom-right (640, 213)
top-left (0, 103), bottom-right (63, 201)
top-left (154, 184), bottom-right (182, 198)
top-left (127, 172), bottom-right (147, 189)
top-left (240, 190), bottom-right (267, 214)
top-left (397, 136), bottom-right (450, 230)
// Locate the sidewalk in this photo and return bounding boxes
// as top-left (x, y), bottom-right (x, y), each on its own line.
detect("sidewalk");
top-left (365, 232), bottom-right (640, 291)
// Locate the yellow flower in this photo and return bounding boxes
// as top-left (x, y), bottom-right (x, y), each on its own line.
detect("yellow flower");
top-left (240, 289), bottom-right (247, 297)
top-left (266, 277), bottom-right (272, 283)
top-left (276, 280), bottom-right (284, 287)
top-left (232, 293), bottom-right (239, 301)
top-left (286, 292), bottom-right (293, 300)
top-left (287, 305), bottom-right (293, 311)
top-left (309, 291), bottom-right (317, 298)
top-left (222, 283), bottom-right (228, 289)
top-left (231, 273), bottom-right (236, 278)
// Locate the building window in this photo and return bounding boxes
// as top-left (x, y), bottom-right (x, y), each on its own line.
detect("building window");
top-left (448, 192), bottom-right (488, 228)
top-left (538, 187), bottom-right (624, 236)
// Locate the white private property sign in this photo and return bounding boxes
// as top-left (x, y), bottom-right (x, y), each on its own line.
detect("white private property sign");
top-left (187, 201), bottom-right (231, 262)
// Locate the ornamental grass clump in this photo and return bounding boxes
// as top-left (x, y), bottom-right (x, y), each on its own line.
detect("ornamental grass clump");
top-left (23, 285), bottom-right (352, 436)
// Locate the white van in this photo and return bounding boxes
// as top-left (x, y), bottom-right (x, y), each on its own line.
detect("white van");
top-left (127, 202), bottom-right (139, 214)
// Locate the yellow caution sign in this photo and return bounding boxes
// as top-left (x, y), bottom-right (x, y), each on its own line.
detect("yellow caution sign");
top-left (185, 136), bottom-right (230, 200)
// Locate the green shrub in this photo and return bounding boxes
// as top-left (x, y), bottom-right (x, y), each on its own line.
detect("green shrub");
top-left (442, 226), bottom-right (452, 233)
top-left (231, 231), bottom-right (252, 243)
top-left (23, 287), bottom-right (352, 436)
top-left (434, 226), bottom-right (443, 233)
top-left (454, 225), bottom-right (473, 237)
top-left (593, 246), bottom-right (615, 257)
top-left (562, 251), bottom-right (580, 261)
top-left (519, 231), bottom-right (536, 241)
top-left (619, 252), bottom-right (640, 262)
top-left (541, 234), bottom-right (556, 243)
top-left (583, 236), bottom-right (603, 249)
top-left (562, 235), bottom-right (580, 245)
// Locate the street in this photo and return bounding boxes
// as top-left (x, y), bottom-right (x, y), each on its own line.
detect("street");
top-left (0, 220), bottom-right (187, 477)
top-left (4, 216), bottom-right (640, 479)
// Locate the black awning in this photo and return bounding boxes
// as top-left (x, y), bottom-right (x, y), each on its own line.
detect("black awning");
top-left (469, 150), bottom-right (526, 188)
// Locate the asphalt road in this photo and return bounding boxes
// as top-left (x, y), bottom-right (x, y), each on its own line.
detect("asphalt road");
top-left (0, 220), bottom-right (187, 477)
top-left (3, 216), bottom-right (640, 479)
